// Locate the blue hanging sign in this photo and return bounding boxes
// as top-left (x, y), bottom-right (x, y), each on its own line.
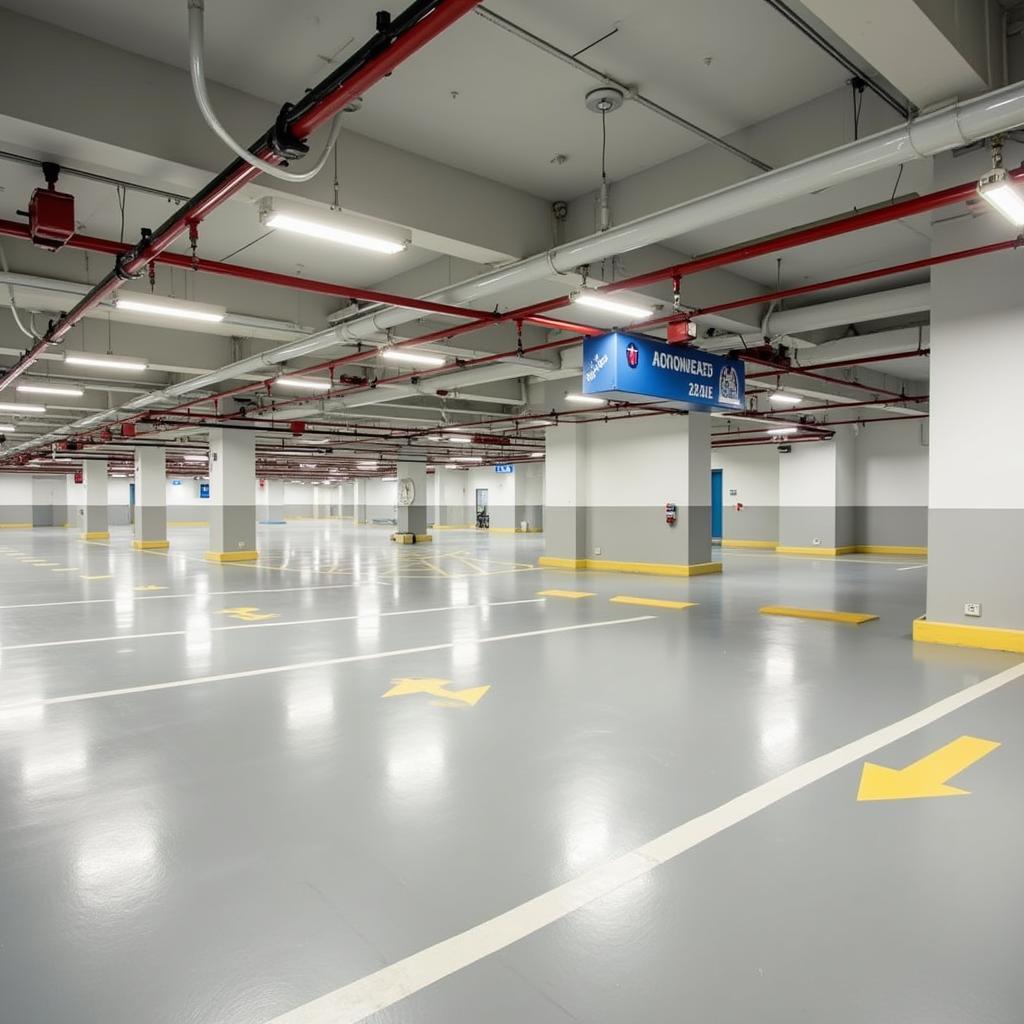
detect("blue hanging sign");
top-left (199, 483), bottom-right (210, 499)
top-left (582, 332), bottom-right (745, 411)
top-left (494, 464), bottom-right (513, 474)
top-left (171, 479), bottom-right (182, 486)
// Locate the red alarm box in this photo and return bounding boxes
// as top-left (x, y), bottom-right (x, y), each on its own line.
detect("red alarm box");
top-left (28, 186), bottom-right (75, 252)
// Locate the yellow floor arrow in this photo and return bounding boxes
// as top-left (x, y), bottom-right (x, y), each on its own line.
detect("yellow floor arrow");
top-left (382, 677), bottom-right (490, 707)
top-left (857, 735), bottom-right (1000, 801)
top-left (217, 606), bottom-right (278, 622)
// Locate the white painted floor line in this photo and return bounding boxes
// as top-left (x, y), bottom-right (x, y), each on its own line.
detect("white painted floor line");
top-left (896, 564), bottom-right (928, 572)
top-left (0, 581), bottom-right (375, 611)
top-left (0, 598), bottom-right (545, 651)
top-left (0, 616), bottom-right (654, 709)
top-left (264, 657), bottom-right (1024, 1024)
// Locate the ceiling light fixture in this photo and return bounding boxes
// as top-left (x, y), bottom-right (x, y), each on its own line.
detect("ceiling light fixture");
top-left (564, 393), bottom-right (606, 405)
top-left (0, 424), bottom-right (16, 432)
top-left (767, 426), bottom-right (799, 435)
top-left (182, 454), bottom-right (207, 463)
top-left (452, 456), bottom-right (483, 463)
top-left (64, 353), bottom-right (148, 372)
top-left (17, 384), bottom-right (84, 397)
top-left (530, 452), bottom-right (544, 458)
top-left (381, 349), bottom-right (446, 367)
top-left (274, 377), bottom-right (331, 392)
top-left (0, 402), bottom-right (46, 414)
top-left (571, 288), bottom-right (656, 320)
top-left (115, 294), bottom-right (226, 323)
top-left (769, 393), bottom-right (802, 406)
top-left (258, 198), bottom-right (411, 255)
top-left (977, 166), bottom-right (1024, 225)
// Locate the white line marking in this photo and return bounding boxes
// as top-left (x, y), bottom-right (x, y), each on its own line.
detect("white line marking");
top-left (0, 616), bottom-right (653, 709)
top-left (0, 581), bottom-right (375, 611)
top-left (0, 599), bottom-right (545, 652)
top-left (896, 564), bottom-right (928, 572)
top-left (264, 657), bottom-right (1024, 1024)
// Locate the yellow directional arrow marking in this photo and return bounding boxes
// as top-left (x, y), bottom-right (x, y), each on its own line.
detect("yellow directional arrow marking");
top-left (135, 585), bottom-right (167, 591)
top-left (382, 677), bottom-right (490, 707)
top-left (217, 606), bottom-right (279, 622)
top-left (857, 735), bottom-right (1000, 801)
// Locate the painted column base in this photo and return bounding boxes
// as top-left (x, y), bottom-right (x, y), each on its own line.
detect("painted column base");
top-left (81, 531), bottom-right (110, 541)
top-left (391, 533), bottom-right (433, 544)
top-left (205, 550), bottom-right (259, 562)
top-left (539, 556), bottom-right (723, 577)
top-left (776, 545), bottom-right (857, 557)
top-left (721, 539), bottom-right (778, 549)
top-left (0, 523), bottom-right (33, 529)
top-left (132, 539), bottom-right (170, 550)
top-left (913, 617), bottom-right (1024, 654)
top-left (727, 542), bottom-right (928, 557)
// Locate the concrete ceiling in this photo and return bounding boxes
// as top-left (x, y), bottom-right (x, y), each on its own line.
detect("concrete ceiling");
top-left (1, 0), bottom-right (852, 198)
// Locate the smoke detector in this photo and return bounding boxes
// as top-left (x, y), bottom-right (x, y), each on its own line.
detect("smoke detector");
top-left (585, 87), bottom-right (624, 114)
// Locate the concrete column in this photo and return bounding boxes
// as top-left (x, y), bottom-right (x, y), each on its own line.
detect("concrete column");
top-left (353, 479), bottom-right (367, 525)
top-left (394, 452), bottom-right (430, 542)
top-left (917, 147), bottom-right (1024, 653)
top-left (206, 428), bottom-right (257, 562)
top-left (541, 414), bottom-right (718, 575)
top-left (257, 479), bottom-right (285, 523)
top-left (514, 461), bottom-right (544, 533)
top-left (132, 447), bottom-right (168, 549)
top-left (79, 459), bottom-right (109, 540)
top-left (777, 428), bottom-right (856, 556)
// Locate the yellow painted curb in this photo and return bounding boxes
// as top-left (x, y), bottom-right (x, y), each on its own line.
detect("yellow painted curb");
top-left (539, 556), bottom-right (722, 577)
top-left (855, 545), bottom-right (928, 556)
top-left (539, 556), bottom-right (587, 569)
top-left (610, 596), bottom-right (697, 610)
top-left (760, 605), bottom-right (878, 625)
top-left (775, 545), bottom-right (857, 557)
top-left (390, 533), bottom-right (433, 544)
top-left (80, 531), bottom-right (110, 541)
top-left (168, 520), bottom-right (208, 527)
top-left (721, 539), bottom-right (777, 549)
top-left (0, 523), bottom-right (33, 529)
top-left (537, 589), bottom-right (595, 599)
top-left (913, 617), bottom-right (1024, 654)
top-left (205, 550), bottom-right (259, 562)
top-left (132, 540), bottom-right (170, 550)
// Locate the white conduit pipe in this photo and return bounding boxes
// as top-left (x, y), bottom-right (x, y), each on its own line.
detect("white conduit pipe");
top-left (12, 80), bottom-right (1024, 451)
top-left (765, 283), bottom-right (931, 336)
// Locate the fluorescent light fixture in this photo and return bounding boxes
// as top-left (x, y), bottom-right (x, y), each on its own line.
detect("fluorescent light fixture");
top-left (274, 377), bottom-right (331, 392)
top-left (444, 463), bottom-right (459, 469)
top-left (17, 384), bottom-right (84, 397)
top-left (0, 402), bottom-right (45, 414)
top-left (383, 476), bottom-right (398, 482)
top-left (258, 198), bottom-right (411, 255)
top-left (530, 452), bottom-right (544, 457)
top-left (977, 167), bottom-right (1024, 225)
top-left (564, 393), bottom-right (606, 405)
top-left (0, 424), bottom-right (15, 432)
top-left (520, 419), bottom-right (553, 428)
top-left (357, 461), bottom-right (380, 468)
top-left (571, 288), bottom-right (656, 320)
top-left (453, 456), bottom-right (483, 463)
top-left (769, 393), bottom-right (802, 406)
top-left (381, 349), bottom-right (446, 367)
top-left (115, 294), bottom-right (226, 323)
top-left (183, 454), bottom-right (207, 463)
top-left (65, 353), bottom-right (148, 372)
top-left (767, 426), bottom-right (799, 435)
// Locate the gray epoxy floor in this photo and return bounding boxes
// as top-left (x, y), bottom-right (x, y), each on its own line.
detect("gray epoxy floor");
top-left (0, 524), bottom-right (1021, 1023)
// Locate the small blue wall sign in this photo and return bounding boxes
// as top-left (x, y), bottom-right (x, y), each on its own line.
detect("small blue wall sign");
top-left (495, 464), bottom-right (513, 474)
top-left (199, 483), bottom-right (210, 499)
top-left (582, 331), bottom-right (745, 411)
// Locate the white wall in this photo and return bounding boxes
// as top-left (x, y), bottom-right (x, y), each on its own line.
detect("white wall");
top-left (854, 420), bottom-right (929, 507)
top-left (711, 445), bottom-right (779, 507)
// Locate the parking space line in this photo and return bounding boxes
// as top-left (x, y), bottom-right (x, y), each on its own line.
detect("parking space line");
top-left (0, 598), bottom-right (546, 652)
top-left (760, 605), bottom-right (878, 625)
top-left (264, 657), bottom-right (1024, 1024)
top-left (1, 615), bottom-right (655, 709)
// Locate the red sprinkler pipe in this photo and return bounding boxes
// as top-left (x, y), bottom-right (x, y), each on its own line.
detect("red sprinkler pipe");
top-left (0, 0), bottom-right (481, 391)
top-left (747, 348), bottom-right (929, 378)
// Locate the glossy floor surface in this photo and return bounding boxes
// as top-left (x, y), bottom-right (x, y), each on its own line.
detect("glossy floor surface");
top-left (1, 523), bottom-right (1022, 1023)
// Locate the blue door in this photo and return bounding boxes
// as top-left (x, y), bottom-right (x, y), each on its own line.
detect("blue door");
top-left (129, 482), bottom-right (136, 525)
top-left (711, 469), bottom-right (723, 540)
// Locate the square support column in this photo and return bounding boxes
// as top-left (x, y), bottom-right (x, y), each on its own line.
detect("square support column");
top-left (777, 428), bottom-right (855, 555)
top-left (206, 428), bottom-right (257, 562)
top-left (541, 414), bottom-right (719, 576)
top-left (79, 459), bottom-right (109, 540)
top-left (353, 479), bottom-right (368, 525)
top-left (393, 453), bottom-right (430, 542)
top-left (133, 447), bottom-right (168, 549)
top-left (916, 147), bottom-right (1024, 653)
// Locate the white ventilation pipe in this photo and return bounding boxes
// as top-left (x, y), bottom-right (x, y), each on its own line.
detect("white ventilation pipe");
top-left (765, 283), bottom-right (930, 336)
top-left (12, 79), bottom-right (1024, 453)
